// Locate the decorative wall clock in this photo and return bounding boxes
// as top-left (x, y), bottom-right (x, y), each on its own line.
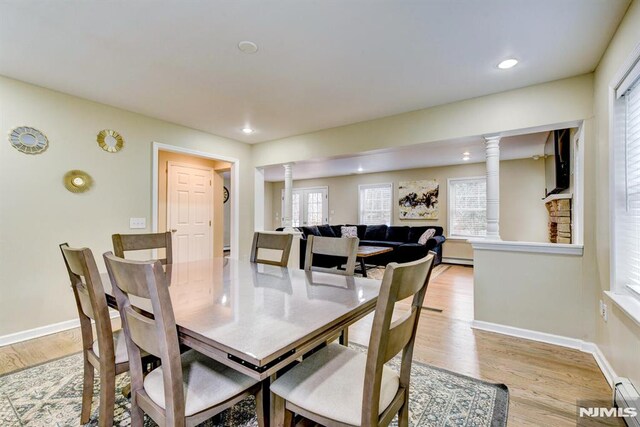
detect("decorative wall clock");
top-left (97, 129), bottom-right (124, 153)
top-left (8, 126), bottom-right (49, 154)
top-left (64, 170), bottom-right (93, 193)
top-left (223, 186), bottom-right (230, 203)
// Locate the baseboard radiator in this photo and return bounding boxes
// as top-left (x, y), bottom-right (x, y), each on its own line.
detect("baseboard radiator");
top-left (614, 378), bottom-right (640, 427)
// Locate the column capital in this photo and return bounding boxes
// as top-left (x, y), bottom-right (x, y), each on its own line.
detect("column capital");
top-left (484, 135), bottom-right (502, 145)
top-left (282, 162), bottom-right (295, 170)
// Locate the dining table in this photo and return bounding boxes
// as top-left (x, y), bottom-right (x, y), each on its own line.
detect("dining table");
top-left (101, 257), bottom-right (382, 426)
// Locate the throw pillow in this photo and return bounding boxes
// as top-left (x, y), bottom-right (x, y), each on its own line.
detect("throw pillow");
top-left (341, 226), bottom-right (358, 238)
top-left (418, 228), bottom-right (436, 245)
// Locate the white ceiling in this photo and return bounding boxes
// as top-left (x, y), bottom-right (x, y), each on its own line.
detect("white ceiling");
top-left (263, 131), bottom-right (550, 181)
top-left (0, 1), bottom-right (629, 143)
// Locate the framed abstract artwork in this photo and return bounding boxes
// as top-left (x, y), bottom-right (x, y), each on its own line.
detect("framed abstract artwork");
top-left (398, 180), bottom-right (439, 219)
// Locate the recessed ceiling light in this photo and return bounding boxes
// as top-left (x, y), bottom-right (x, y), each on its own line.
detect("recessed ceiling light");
top-left (357, 167), bottom-right (364, 173)
top-left (463, 151), bottom-right (470, 156)
top-left (463, 156), bottom-right (470, 161)
top-left (242, 127), bottom-right (254, 134)
top-left (498, 58), bottom-right (518, 69)
top-left (238, 41), bottom-right (258, 54)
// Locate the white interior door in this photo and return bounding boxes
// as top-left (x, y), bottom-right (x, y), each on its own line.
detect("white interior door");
top-left (283, 187), bottom-right (328, 227)
top-left (168, 162), bottom-right (213, 265)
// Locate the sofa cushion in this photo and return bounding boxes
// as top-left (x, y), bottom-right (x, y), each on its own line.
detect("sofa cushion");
top-left (395, 243), bottom-right (430, 263)
top-left (330, 225), bottom-right (343, 237)
top-left (341, 226), bottom-right (358, 238)
top-left (301, 226), bottom-right (321, 238)
top-left (407, 226), bottom-right (429, 243)
top-left (346, 224), bottom-right (367, 240)
top-left (317, 224), bottom-right (337, 237)
top-left (418, 228), bottom-right (436, 245)
top-left (385, 226), bottom-right (409, 242)
top-left (359, 240), bottom-right (404, 249)
top-left (363, 224), bottom-right (387, 240)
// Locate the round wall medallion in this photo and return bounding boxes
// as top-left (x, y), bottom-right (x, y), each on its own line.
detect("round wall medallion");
top-left (9, 126), bottom-right (49, 154)
top-left (64, 170), bottom-right (93, 193)
top-left (97, 129), bottom-right (124, 153)
top-left (223, 186), bottom-right (230, 203)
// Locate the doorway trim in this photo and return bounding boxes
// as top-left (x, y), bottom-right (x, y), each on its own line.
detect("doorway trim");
top-left (152, 142), bottom-right (240, 260)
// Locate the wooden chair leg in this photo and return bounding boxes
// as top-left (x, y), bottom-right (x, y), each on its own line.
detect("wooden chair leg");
top-left (273, 394), bottom-right (294, 427)
top-left (80, 358), bottom-right (94, 424)
top-left (339, 327), bottom-right (349, 346)
top-left (98, 368), bottom-right (115, 427)
top-left (397, 390), bottom-right (409, 427)
top-left (130, 393), bottom-right (145, 427)
top-left (255, 386), bottom-right (265, 427)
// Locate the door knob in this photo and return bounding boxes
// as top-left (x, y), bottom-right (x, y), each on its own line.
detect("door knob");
top-left (171, 229), bottom-right (177, 233)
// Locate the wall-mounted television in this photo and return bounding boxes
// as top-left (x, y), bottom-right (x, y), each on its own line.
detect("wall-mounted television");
top-left (544, 128), bottom-right (571, 197)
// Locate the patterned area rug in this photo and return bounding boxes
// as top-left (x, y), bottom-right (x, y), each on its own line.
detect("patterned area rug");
top-left (366, 263), bottom-right (451, 281)
top-left (0, 343), bottom-right (507, 427)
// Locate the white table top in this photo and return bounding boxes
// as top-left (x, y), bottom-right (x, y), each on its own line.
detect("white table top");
top-left (102, 258), bottom-right (381, 367)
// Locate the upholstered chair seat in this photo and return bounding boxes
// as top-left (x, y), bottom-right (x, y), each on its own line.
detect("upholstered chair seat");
top-left (92, 329), bottom-right (129, 365)
top-left (270, 343), bottom-right (400, 426)
top-left (143, 350), bottom-right (258, 417)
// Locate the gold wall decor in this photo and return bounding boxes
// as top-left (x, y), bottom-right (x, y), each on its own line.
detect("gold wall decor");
top-left (64, 170), bottom-right (93, 193)
top-left (223, 186), bottom-right (230, 203)
top-left (8, 126), bottom-right (49, 154)
top-left (97, 129), bottom-right (124, 153)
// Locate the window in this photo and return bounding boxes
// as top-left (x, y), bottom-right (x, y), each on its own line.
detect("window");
top-left (359, 183), bottom-right (392, 225)
top-left (282, 187), bottom-right (328, 227)
top-left (448, 177), bottom-right (486, 237)
top-left (613, 58), bottom-right (640, 298)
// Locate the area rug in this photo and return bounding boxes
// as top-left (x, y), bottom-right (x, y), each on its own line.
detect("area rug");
top-left (366, 263), bottom-right (451, 281)
top-left (0, 344), bottom-right (507, 427)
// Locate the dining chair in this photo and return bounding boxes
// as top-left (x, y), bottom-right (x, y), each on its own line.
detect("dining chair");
top-left (304, 235), bottom-right (359, 276)
top-left (250, 231), bottom-right (294, 267)
top-left (59, 243), bottom-right (129, 427)
top-left (103, 252), bottom-right (264, 427)
top-left (112, 232), bottom-right (173, 264)
top-left (271, 253), bottom-right (436, 427)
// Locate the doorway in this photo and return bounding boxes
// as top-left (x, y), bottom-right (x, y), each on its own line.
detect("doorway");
top-left (281, 186), bottom-right (329, 227)
top-left (152, 142), bottom-right (239, 260)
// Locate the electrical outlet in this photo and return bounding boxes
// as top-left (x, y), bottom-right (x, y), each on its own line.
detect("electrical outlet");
top-left (599, 299), bottom-right (604, 316)
top-left (129, 217), bottom-right (146, 229)
top-left (602, 302), bottom-right (608, 322)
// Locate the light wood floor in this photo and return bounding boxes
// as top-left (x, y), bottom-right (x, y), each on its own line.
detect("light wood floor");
top-left (0, 265), bottom-right (618, 426)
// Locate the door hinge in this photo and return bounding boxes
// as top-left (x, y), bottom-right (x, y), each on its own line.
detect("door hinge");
top-left (210, 180), bottom-right (212, 186)
top-left (209, 220), bottom-right (212, 226)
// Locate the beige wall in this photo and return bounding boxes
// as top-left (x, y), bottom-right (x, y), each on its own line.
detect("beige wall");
top-left (0, 75), bottom-right (252, 337)
top-left (252, 74), bottom-right (593, 167)
top-left (593, 0), bottom-right (640, 388)
top-left (474, 250), bottom-right (584, 338)
top-left (268, 158), bottom-right (548, 260)
top-left (157, 150), bottom-right (230, 258)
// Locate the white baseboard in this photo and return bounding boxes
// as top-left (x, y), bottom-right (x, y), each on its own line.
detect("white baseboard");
top-left (0, 311), bottom-right (119, 347)
top-left (442, 257), bottom-right (474, 266)
top-left (471, 320), bottom-right (617, 386)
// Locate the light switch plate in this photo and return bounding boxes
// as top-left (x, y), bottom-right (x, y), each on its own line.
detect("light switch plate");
top-left (129, 217), bottom-right (146, 229)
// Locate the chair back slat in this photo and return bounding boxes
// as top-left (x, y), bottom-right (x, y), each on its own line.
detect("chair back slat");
top-left (383, 308), bottom-right (417, 363)
top-left (123, 306), bottom-right (162, 357)
top-left (361, 253), bottom-right (435, 426)
top-left (76, 285), bottom-right (97, 320)
top-left (304, 235), bottom-right (359, 276)
top-left (112, 232), bottom-right (173, 265)
top-left (104, 256), bottom-right (153, 299)
top-left (250, 232), bottom-right (293, 267)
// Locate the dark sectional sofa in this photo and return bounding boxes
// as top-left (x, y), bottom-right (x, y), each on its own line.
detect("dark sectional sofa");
top-left (284, 224), bottom-right (445, 270)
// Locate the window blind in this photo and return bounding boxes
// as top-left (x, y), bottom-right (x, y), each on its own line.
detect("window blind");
top-left (359, 184), bottom-right (392, 225)
top-left (615, 77), bottom-right (640, 296)
top-left (449, 178), bottom-right (487, 237)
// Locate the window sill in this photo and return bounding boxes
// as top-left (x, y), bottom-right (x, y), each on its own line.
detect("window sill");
top-left (446, 236), bottom-right (476, 242)
top-left (604, 291), bottom-right (640, 328)
top-left (468, 239), bottom-right (584, 256)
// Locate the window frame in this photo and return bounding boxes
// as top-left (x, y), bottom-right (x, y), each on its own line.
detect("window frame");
top-left (358, 183), bottom-right (393, 226)
top-left (611, 47), bottom-right (640, 300)
top-left (447, 176), bottom-right (487, 239)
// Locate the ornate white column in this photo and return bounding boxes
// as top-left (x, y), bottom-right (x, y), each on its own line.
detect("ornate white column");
top-left (282, 163), bottom-right (294, 231)
top-left (484, 135), bottom-right (501, 240)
